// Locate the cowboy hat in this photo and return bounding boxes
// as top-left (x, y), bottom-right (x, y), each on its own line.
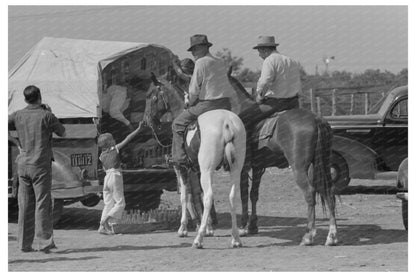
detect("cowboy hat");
top-left (187, 34), bottom-right (213, 51)
top-left (253, 35), bottom-right (279, 49)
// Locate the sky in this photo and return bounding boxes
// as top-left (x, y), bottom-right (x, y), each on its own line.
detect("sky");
top-left (8, 4), bottom-right (408, 74)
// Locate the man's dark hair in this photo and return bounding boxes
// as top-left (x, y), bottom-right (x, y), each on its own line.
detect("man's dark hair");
top-left (23, 85), bottom-right (41, 104)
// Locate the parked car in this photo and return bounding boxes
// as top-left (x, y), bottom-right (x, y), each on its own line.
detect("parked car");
top-left (324, 86), bottom-right (408, 193)
top-left (396, 158), bottom-right (408, 230)
top-left (8, 37), bottom-right (178, 224)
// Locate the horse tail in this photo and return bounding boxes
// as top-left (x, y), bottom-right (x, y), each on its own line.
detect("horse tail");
top-left (223, 119), bottom-right (236, 169)
top-left (313, 117), bottom-right (335, 211)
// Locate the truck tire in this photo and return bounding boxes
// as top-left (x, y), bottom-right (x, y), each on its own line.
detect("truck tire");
top-left (402, 200), bottom-right (408, 230)
top-left (331, 152), bottom-right (350, 194)
top-left (124, 190), bottom-right (163, 212)
top-left (80, 194), bottom-right (101, 207)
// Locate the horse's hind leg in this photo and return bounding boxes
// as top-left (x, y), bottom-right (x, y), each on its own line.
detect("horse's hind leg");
top-left (175, 166), bottom-right (189, 237)
top-left (193, 169), bottom-right (214, 249)
top-left (324, 192), bottom-right (338, 246)
top-left (239, 167), bottom-right (250, 236)
top-left (293, 166), bottom-right (317, 246)
top-left (229, 169), bottom-right (243, 248)
top-left (246, 166), bottom-right (264, 235)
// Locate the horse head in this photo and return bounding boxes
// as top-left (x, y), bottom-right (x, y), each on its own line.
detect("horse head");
top-left (144, 72), bottom-right (185, 129)
top-left (144, 73), bottom-right (170, 129)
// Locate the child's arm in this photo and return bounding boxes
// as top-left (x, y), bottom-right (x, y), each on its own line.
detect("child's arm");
top-left (116, 121), bottom-right (144, 150)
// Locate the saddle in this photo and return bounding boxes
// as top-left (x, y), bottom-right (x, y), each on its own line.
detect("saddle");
top-left (254, 110), bottom-right (286, 142)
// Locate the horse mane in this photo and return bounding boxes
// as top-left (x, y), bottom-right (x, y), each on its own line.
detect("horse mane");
top-left (226, 67), bottom-right (257, 114)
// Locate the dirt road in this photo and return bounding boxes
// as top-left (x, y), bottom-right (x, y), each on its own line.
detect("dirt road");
top-left (8, 168), bottom-right (408, 271)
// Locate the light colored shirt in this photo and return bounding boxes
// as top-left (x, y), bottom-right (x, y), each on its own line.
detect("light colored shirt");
top-left (256, 51), bottom-right (302, 99)
top-left (188, 53), bottom-right (234, 103)
top-left (8, 104), bottom-right (66, 167)
top-left (102, 85), bottom-right (131, 126)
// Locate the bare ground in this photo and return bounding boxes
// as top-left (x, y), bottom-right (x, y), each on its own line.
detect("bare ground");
top-left (8, 168), bottom-right (408, 271)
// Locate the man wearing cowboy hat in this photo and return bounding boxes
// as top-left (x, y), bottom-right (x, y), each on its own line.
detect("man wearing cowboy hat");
top-left (171, 34), bottom-right (234, 167)
top-left (239, 35), bottom-right (301, 127)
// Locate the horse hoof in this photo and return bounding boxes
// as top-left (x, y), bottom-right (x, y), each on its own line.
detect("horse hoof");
top-left (238, 228), bottom-right (248, 237)
top-left (300, 237), bottom-right (314, 246)
top-left (178, 230), bottom-right (188, 237)
top-left (325, 237), bottom-right (338, 246)
top-left (192, 242), bottom-right (203, 249)
top-left (231, 240), bottom-right (243, 248)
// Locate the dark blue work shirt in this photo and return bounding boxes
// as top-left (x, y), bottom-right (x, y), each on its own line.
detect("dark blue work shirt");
top-left (8, 104), bottom-right (65, 167)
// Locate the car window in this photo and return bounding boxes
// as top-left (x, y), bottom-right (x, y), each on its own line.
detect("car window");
top-left (391, 98), bottom-right (408, 119)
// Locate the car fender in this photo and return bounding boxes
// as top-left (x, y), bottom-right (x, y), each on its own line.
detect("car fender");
top-left (52, 150), bottom-right (82, 189)
top-left (332, 135), bottom-right (379, 179)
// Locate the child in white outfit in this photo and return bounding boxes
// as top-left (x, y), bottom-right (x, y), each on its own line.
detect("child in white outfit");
top-left (97, 122), bottom-right (143, 234)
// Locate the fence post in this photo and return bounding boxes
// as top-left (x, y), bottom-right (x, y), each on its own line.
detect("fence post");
top-left (310, 89), bottom-right (315, 113)
top-left (332, 89), bottom-right (337, 116)
top-left (364, 93), bottom-right (369, 114)
top-left (316, 96), bottom-right (321, 116)
top-left (349, 94), bottom-right (355, 115)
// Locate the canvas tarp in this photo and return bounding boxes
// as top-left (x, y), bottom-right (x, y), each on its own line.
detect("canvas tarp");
top-left (8, 37), bottom-right (174, 118)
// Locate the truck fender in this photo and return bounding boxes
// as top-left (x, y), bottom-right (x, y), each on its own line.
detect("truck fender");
top-left (332, 135), bottom-right (379, 179)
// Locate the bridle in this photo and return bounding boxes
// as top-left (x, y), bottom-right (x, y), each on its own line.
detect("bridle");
top-left (144, 79), bottom-right (172, 148)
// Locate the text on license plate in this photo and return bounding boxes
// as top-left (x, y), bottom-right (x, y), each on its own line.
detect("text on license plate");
top-left (71, 153), bottom-right (93, 167)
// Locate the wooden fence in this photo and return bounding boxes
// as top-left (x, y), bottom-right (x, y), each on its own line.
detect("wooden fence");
top-left (299, 86), bottom-right (387, 116)
top-left (240, 83), bottom-right (388, 116)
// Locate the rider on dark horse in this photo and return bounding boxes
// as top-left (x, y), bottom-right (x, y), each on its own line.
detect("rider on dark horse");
top-left (171, 34), bottom-right (235, 169)
top-left (238, 35), bottom-right (301, 129)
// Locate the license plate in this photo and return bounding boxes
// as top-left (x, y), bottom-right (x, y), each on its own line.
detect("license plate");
top-left (71, 153), bottom-right (93, 167)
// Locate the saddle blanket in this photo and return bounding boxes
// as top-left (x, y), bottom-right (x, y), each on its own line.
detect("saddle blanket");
top-left (256, 111), bottom-right (285, 141)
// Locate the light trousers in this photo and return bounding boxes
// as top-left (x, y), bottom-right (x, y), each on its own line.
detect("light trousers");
top-left (100, 168), bottom-right (126, 222)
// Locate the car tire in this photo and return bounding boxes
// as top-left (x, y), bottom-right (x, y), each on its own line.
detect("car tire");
top-left (402, 199), bottom-right (408, 230)
top-left (331, 152), bottom-right (350, 194)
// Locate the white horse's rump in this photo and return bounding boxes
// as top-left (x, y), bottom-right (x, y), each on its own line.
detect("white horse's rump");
top-left (197, 110), bottom-right (246, 248)
top-left (176, 109), bottom-right (246, 248)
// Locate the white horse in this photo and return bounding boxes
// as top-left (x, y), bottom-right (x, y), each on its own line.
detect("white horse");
top-left (145, 79), bottom-right (246, 248)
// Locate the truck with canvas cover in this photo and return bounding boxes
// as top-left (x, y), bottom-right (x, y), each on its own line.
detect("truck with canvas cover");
top-left (8, 37), bottom-right (178, 224)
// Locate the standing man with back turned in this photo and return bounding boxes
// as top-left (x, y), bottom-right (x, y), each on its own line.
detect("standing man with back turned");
top-left (8, 85), bottom-right (66, 253)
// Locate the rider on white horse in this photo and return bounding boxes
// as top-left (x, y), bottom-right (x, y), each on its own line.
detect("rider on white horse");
top-left (171, 34), bottom-right (235, 169)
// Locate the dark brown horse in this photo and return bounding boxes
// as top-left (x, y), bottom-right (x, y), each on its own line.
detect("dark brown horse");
top-left (227, 69), bottom-right (338, 246)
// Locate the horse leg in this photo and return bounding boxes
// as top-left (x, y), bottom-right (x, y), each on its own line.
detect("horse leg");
top-left (175, 166), bottom-right (189, 237)
top-left (239, 167), bottom-right (250, 236)
top-left (324, 192), bottom-right (338, 246)
top-left (193, 171), bottom-right (214, 237)
top-left (293, 166), bottom-right (317, 246)
top-left (193, 169), bottom-right (214, 249)
top-left (247, 166), bottom-right (264, 235)
top-left (229, 169), bottom-right (243, 248)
